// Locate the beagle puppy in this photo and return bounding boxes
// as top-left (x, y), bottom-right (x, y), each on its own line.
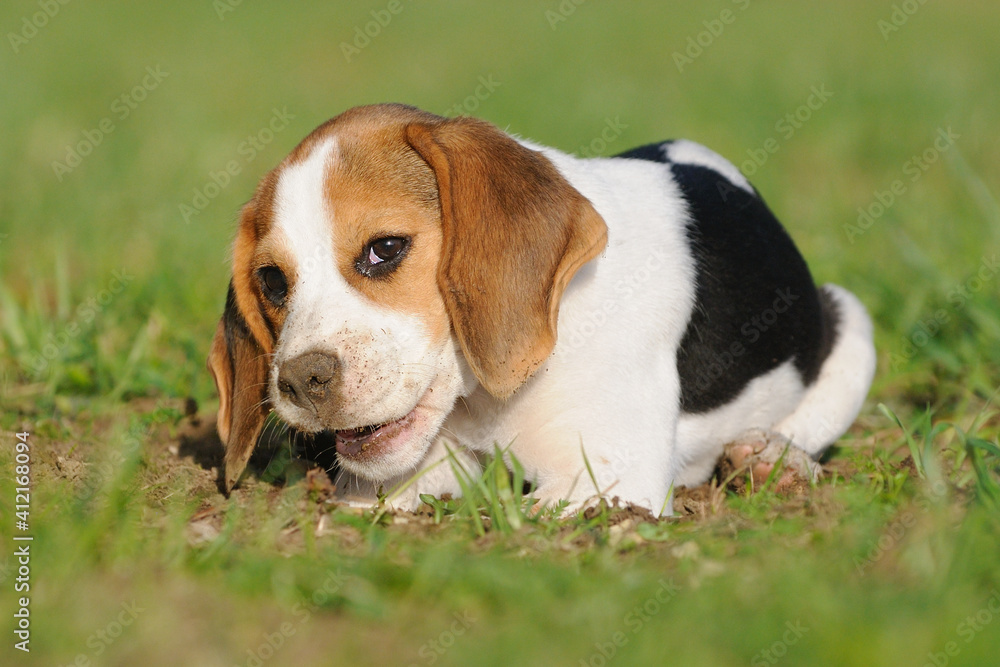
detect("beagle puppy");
top-left (208, 103), bottom-right (876, 515)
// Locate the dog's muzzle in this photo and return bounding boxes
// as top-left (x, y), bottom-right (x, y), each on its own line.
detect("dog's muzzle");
top-left (277, 350), bottom-right (341, 415)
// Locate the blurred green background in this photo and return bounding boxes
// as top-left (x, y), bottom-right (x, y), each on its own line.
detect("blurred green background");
top-left (3, 0), bottom-right (1000, 400)
top-left (2, 2), bottom-right (1000, 666)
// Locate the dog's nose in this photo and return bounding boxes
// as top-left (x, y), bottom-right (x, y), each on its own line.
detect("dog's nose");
top-left (277, 351), bottom-right (340, 409)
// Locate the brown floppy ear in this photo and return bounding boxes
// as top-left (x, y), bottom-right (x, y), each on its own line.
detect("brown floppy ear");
top-left (206, 282), bottom-right (270, 492)
top-left (405, 117), bottom-right (608, 399)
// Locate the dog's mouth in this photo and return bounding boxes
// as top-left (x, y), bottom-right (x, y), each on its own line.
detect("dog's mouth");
top-left (333, 408), bottom-right (418, 461)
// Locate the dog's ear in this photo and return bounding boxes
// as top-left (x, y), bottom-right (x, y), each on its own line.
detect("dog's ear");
top-left (405, 117), bottom-right (608, 399)
top-left (207, 282), bottom-right (269, 492)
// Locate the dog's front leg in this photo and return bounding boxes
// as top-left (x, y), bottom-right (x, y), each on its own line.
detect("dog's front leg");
top-left (514, 402), bottom-right (681, 518)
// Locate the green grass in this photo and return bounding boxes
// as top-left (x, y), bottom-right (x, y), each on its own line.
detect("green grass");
top-left (2, 1), bottom-right (1000, 665)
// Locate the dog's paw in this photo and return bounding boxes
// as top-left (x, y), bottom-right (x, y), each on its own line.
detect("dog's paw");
top-left (331, 476), bottom-right (424, 513)
top-left (720, 429), bottom-right (820, 494)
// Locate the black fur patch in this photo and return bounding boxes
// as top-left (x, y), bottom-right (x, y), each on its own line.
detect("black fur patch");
top-left (223, 282), bottom-right (254, 348)
top-left (614, 142), bottom-right (671, 163)
top-left (615, 142), bottom-right (837, 414)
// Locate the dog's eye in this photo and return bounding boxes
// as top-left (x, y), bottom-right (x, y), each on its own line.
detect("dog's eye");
top-left (369, 237), bottom-right (407, 264)
top-left (258, 266), bottom-right (288, 305)
top-left (357, 236), bottom-right (410, 278)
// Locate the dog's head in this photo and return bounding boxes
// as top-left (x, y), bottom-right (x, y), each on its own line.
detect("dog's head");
top-left (207, 104), bottom-right (607, 491)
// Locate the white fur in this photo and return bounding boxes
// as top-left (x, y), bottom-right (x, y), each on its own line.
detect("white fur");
top-left (269, 140), bottom-right (472, 480)
top-left (665, 139), bottom-right (755, 194)
top-left (772, 285), bottom-right (877, 453)
top-left (272, 133), bottom-right (875, 515)
top-left (672, 285), bottom-right (876, 487)
top-left (443, 151), bottom-right (697, 514)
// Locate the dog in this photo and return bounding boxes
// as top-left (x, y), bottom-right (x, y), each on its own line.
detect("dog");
top-left (207, 103), bottom-right (876, 515)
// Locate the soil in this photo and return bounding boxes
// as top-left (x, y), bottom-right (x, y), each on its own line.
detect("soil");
top-left (39, 397), bottom-right (881, 549)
